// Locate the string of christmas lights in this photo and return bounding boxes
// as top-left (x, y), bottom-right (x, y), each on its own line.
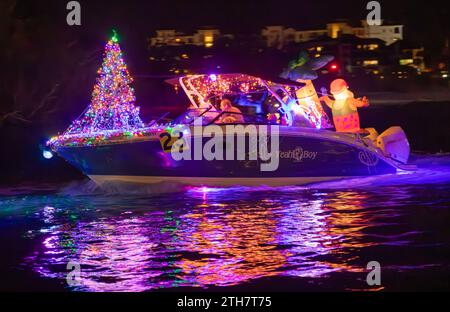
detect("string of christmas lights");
top-left (65, 32), bottom-right (144, 135)
top-left (49, 32), bottom-right (148, 147)
top-left (188, 74), bottom-right (265, 101)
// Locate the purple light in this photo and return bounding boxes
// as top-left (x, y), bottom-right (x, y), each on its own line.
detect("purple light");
top-left (209, 74), bottom-right (217, 81)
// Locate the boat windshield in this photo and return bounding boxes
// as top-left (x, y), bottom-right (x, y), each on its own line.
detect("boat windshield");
top-left (170, 107), bottom-right (221, 126)
top-left (171, 107), bottom-right (276, 126)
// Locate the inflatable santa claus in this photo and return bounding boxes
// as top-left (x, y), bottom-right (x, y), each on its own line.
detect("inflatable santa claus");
top-left (320, 79), bottom-right (369, 133)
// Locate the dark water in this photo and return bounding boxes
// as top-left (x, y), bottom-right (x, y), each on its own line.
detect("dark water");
top-left (1, 154), bottom-right (450, 292)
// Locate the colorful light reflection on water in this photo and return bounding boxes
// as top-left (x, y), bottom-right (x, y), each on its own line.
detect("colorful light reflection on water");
top-left (0, 154), bottom-right (449, 291)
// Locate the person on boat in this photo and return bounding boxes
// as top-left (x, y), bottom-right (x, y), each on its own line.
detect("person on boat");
top-left (319, 78), bottom-right (369, 133)
top-left (218, 99), bottom-right (245, 123)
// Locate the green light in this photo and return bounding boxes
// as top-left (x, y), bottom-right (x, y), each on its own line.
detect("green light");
top-left (111, 29), bottom-right (119, 43)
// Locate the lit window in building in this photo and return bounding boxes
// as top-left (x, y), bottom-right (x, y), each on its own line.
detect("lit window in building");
top-left (330, 23), bottom-right (340, 39)
top-left (367, 44), bottom-right (378, 50)
top-left (399, 59), bottom-right (414, 66)
top-left (204, 35), bottom-right (214, 48)
top-left (363, 60), bottom-right (379, 66)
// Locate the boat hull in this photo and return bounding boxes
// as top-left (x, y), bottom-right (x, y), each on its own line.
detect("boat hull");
top-left (54, 127), bottom-right (398, 186)
top-left (87, 175), bottom-right (350, 187)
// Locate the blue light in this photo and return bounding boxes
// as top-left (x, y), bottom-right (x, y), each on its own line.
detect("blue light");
top-left (43, 150), bottom-right (53, 159)
top-left (209, 74), bottom-right (217, 81)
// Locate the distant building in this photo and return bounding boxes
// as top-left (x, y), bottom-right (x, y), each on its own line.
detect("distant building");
top-left (261, 20), bottom-right (403, 49)
top-left (389, 41), bottom-right (426, 73)
top-left (149, 28), bottom-right (232, 48)
top-left (147, 22), bottom-right (426, 78)
top-left (300, 35), bottom-right (388, 75)
top-left (358, 20), bottom-right (403, 46)
top-left (301, 35), bottom-right (430, 79)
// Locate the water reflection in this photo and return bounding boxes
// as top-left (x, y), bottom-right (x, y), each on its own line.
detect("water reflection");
top-left (22, 186), bottom-right (419, 291)
top-left (179, 205), bottom-right (286, 286)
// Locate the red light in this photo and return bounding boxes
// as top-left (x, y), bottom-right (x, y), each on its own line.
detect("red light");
top-left (330, 63), bottom-right (338, 70)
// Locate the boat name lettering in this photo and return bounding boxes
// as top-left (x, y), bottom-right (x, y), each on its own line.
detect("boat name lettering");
top-left (279, 147), bottom-right (317, 162)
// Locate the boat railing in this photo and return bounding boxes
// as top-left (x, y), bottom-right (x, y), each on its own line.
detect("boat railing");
top-left (207, 111), bottom-right (277, 126)
top-left (147, 112), bottom-right (171, 127)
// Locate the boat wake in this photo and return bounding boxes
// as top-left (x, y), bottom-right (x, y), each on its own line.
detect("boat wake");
top-left (308, 152), bottom-right (450, 190)
top-left (184, 153), bottom-right (450, 194)
top-left (185, 153), bottom-right (450, 193)
top-left (58, 179), bottom-right (188, 196)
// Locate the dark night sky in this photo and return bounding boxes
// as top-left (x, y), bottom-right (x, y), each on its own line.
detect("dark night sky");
top-left (74, 0), bottom-right (449, 33)
top-left (14, 0), bottom-right (450, 56)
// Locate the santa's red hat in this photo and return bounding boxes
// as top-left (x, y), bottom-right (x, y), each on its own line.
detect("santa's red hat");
top-left (330, 79), bottom-right (349, 94)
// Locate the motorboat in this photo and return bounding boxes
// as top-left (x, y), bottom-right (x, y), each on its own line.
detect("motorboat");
top-left (47, 73), bottom-right (412, 187)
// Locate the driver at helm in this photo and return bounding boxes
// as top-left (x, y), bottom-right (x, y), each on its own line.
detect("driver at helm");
top-left (218, 99), bottom-right (244, 124)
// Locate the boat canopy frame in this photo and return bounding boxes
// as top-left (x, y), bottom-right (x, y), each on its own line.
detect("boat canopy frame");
top-left (165, 73), bottom-right (317, 127)
top-left (166, 73), bottom-right (302, 108)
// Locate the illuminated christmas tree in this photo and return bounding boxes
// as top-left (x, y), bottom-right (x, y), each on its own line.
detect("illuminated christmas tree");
top-left (66, 30), bottom-right (144, 134)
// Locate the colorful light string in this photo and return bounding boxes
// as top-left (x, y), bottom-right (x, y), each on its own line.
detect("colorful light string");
top-left (49, 33), bottom-right (147, 147)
